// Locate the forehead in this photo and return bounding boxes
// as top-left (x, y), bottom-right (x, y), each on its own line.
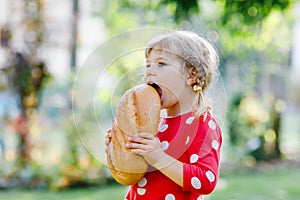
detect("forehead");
top-left (146, 48), bottom-right (182, 62)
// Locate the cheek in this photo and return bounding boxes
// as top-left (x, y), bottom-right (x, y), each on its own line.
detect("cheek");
top-left (159, 70), bottom-right (186, 105)
top-left (161, 87), bottom-right (180, 108)
top-left (161, 74), bottom-right (185, 93)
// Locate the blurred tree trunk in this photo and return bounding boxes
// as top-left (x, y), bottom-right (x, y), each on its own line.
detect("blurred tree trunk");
top-left (71, 0), bottom-right (79, 70)
top-left (1, 0), bottom-right (50, 173)
top-left (67, 0), bottom-right (80, 166)
top-left (270, 101), bottom-right (282, 159)
top-left (273, 110), bottom-right (281, 158)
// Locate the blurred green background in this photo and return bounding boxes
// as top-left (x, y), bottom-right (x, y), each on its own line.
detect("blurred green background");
top-left (0, 0), bottom-right (300, 199)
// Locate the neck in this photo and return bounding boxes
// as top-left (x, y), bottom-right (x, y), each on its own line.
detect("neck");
top-left (166, 99), bottom-right (194, 117)
top-left (166, 85), bottom-right (196, 117)
top-left (166, 109), bottom-right (192, 118)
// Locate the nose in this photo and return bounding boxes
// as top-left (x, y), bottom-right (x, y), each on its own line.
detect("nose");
top-left (144, 64), bottom-right (156, 83)
top-left (145, 64), bottom-right (156, 76)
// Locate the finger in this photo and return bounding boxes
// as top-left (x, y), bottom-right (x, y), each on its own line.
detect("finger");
top-left (130, 148), bottom-right (145, 155)
top-left (107, 131), bottom-right (112, 137)
top-left (137, 132), bottom-right (154, 139)
top-left (126, 142), bottom-right (146, 150)
top-left (105, 139), bottom-right (110, 146)
top-left (106, 132), bottom-right (112, 141)
top-left (106, 129), bottom-right (112, 138)
top-left (128, 136), bottom-right (150, 145)
top-left (105, 136), bottom-right (111, 143)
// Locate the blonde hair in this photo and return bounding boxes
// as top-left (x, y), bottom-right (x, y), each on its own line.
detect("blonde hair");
top-left (145, 30), bottom-right (220, 117)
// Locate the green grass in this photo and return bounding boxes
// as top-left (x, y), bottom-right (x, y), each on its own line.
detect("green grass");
top-left (0, 184), bottom-right (128, 200)
top-left (1, 166), bottom-right (300, 200)
top-left (208, 166), bottom-right (300, 200)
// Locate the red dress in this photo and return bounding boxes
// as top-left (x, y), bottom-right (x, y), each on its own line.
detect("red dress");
top-left (125, 111), bottom-right (222, 200)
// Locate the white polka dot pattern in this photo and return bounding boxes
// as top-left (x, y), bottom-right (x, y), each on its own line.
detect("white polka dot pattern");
top-left (165, 193), bottom-right (176, 200)
top-left (159, 124), bottom-right (168, 132)
top-left (138, 177), bottom-right (147, 187)
top-left (206, 171), bottom-right (215, 182)
top-left (208, 120), bottom-right (216, 130)
top-left (212, 140), bottom-right (219, 150)
top-left (190, 154), bottom-right (199, 163)
top-left (161, 141), bottom-right (169, 150)
top-left (186, 116), bottom-right (195, 124)
top-left (191, 177), bottom-right (201, 189)
top-left (185, 136), bottom-right (190, 145)
top-left (137, 188), bottom-right (146, 195)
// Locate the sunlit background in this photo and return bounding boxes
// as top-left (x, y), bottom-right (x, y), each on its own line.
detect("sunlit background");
top-left (0, 0), bottom-right (300, 199)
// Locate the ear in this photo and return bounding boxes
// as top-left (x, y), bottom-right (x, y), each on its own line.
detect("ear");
top-left (185, 77), bottom-right (196, 86)
top-left (185, 67), bottom-right (198, 86)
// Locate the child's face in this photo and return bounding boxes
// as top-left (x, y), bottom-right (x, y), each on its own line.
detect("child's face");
top-left (144, 49), bottom-right (194, 114)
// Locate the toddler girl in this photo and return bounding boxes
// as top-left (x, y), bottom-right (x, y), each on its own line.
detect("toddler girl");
top-left (107, 30), bottom-right (222, 200)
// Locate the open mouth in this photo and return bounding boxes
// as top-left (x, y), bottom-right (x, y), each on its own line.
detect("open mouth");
top-left (148, 83), bottom-right (162, 99)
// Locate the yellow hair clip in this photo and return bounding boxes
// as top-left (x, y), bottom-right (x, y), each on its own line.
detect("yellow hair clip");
top-left (193, 85), bottom-right (202, 92)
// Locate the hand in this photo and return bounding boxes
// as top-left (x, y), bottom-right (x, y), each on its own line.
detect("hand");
top-left (126, 133), bottom-right (166, 167)
top-left (127, 133), bottom-right (184, 186)
top-left (104, 128), bottom-right (112, 154)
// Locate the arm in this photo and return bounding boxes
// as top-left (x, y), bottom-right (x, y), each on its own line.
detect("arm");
top-left (153, 152), bottom-right (184, 186)
top-left (127, 117), bottom-right (222, 195)
top-left (181, 117), bottom-right (222, 194)
top-left (126, 132), bottom-right (184, 186)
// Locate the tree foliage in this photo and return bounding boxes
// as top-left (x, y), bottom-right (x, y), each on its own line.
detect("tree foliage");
top-left (120, 0), bottom-right (293, 24)
top-left (161, 0), bottom-right (199, 20)
top-left (223, 0), bottom-right (291, 25)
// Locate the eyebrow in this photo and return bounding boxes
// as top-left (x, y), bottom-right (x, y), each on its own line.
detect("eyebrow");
top-left (146, 56), bottom-right (170, 63)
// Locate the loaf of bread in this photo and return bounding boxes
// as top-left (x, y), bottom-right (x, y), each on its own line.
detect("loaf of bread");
top-left (106, 84), bottom-right (161, 185)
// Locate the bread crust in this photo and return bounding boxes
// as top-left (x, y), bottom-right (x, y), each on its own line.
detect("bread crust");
top-left (107, 84), bottom-right (161, 185)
